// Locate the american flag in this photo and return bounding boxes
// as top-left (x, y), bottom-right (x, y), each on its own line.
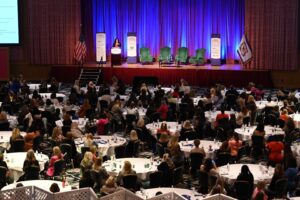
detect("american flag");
top-left (74, 32), bottom-right (87, 64)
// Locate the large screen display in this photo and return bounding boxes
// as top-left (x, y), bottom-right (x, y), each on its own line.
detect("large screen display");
top-left (0, 0), bottom-right (20, 45)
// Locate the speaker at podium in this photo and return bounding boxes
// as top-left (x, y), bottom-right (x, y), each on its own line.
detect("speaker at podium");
top-left (111, 38), bottom-right (122, 66)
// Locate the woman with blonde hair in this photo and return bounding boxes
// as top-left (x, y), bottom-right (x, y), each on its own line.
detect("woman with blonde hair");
top-left (46, 146), bottom-right (63, 177)
top-left (80, 151), bottom-right (94, 174)
top-left (9, 128), bottom-right (23, 151)
top-left (117, 160), bottom-right (136, 185)
top-left (129, 130), bottom-right (139, 141)
top-left (100, 176), bottom-right (119, 195)
top-left (84, 133), bottom-right (97, 148)
top-left (23, 149), bottom-right (40, 180)
top-left (92, 157), bottom-right (109, 185)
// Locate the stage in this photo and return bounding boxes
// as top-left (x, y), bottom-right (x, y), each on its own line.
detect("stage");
top-left (51, 62), bottom-right (273, 87)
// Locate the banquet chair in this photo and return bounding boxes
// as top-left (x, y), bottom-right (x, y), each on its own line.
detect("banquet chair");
top-left (175, 47), bottom-right (188, 65)
top-left (114, 145), bottom-right (126, 158)
top-left (81, 146), bottom-right (90, 155)
top-left (53, 159), bottom-right (65, 177)
top-left (172, 167), bottom-right (183, 186)
top-left (189, 48), bottom-right (206, 66)
top-left (0, 121), bottom-right (10, 131)
top-left (11, 139), bottom-right (25, 152)
top-left (216, 152), bottom-right (231, 166)
top-left (139, 47), bottom-right (153, 64)
top-left (251, 135), bottom-right (265, 160)
top-left (274, 178), bottom-right (288, 198)
top-left (90, 170), bottom-right (104, 192)
top-left (277, 118), bottom-right (285, 128)
top-left (125, 140), bottom-right (140, 157)
top-left (33, 135), bottom-right (42, 152)
top-left (243, 116), bottom-right (251, 126)
top-left (60, 143), bottom-right (74, 168)
top-left (156, 143), bottom-right (165, 158)
top-left (234, 180), bottom-right (250, 200)
top-left (24, 165), bottom-right (40, 181)
top-left (189, 153), bottom-right (204, 177)
top-left (197, 170), bottom-right (209, 194)
top-left (0, 166), bottom-right (7, 189)
top-left (159, 47), bottom-right (172, 66)
top-left (149, 171), bottom-right (163, 188)
top-left (122, 174), bottom-right (138, 192)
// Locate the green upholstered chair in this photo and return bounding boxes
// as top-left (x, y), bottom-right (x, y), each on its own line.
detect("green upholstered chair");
top-left (159, 47), bottom-right (172, 65)
top-left (139, 47), bottom-right (153, 64)
top-left (189, 48), bottom-right (206, 65)
top-left (175, 47), bottom-right (188, 64)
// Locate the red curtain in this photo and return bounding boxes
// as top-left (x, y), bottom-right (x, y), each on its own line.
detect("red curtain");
top-left (244, 0), bottom-right (298, 70)
top-left (0, 48), bottom-right (9, 80)
top-left (11, 0), bottom-right (81, 65)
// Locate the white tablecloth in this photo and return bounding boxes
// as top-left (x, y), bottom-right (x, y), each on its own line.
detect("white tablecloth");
top-left (234, 125), bottom-right (284, 141)
top-left (290, 114), bottom-right (300, 128)
top-left (219, 164), bottom-right (274, 184)
top-left (177, 96), bottom-right (207, 106)
top-left (103, 158), bottom-right (160, 180)
top-left (0, 131), bottom-right (26, 149)
top-left (123, 108), bottom-right (147, 119)
top-left (75, 135), bottom-right (126, 156)
top-left (1, 180), bottom-right (72, 192)
top-left (146, 121), bottom-right (181, 136)
top-left (136, 187), bottom-right (204, 200)
top-left (29, 93), bottom-right (66, 100)
top-left (255, 100), bottom-right (283, 110)
top-left (28, 84), bottom-right (51, 92)
top-left (205, 111), bottom-right (236, 123)
top-left (55, 118), bottom-right (88, 131)
top-left (4, 152), bottom-right (49, 181)
top-left (179, 140), bottom-right (221, 159)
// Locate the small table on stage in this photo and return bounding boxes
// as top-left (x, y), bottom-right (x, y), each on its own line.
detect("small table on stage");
top-left (111, 47), bottom-right (122, 66)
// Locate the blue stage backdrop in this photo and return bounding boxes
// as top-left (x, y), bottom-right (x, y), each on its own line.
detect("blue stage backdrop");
top-left (89, 0), bottom-right (244, 62)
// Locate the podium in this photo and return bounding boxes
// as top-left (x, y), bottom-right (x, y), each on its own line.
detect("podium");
top-left (111, 47), bottom-right (121, 66)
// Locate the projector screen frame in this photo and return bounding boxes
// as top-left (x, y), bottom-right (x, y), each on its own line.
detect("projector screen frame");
top-left (0, 0), bottom-right (21, 46)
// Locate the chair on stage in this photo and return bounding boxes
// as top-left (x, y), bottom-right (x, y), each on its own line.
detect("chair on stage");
top-left (159, 47), bottom-right (172, 66)
top-left (139, 47), bottom-right (153, 64)
top-left (175, 47), bottom-right (188, 65)
top-left (189, 48), bottom-right (206, 65)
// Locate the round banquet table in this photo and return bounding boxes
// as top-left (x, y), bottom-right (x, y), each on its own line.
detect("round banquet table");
top-left (255, 100), bottom-right (283, 110)
top-left (1, 180), bottom-right (72, 192)
top-left (102, 158), bottom-right (160, 180)
top-left (234, 125), bottom-right (284, 141)
top-left (55, 118), bottom-right (89, 131)
top-left (75, 135), bottom-right (126, 156)
top-left (179, 140), bottom-right (221, 159)
top-left (136, 187), bottom-right (204, 200)
top-left (122, 108), bottom-right (147, 119)
top-left (218, 164), bottom-right (274, 184)
top-left (0, 131), bottom-right (26, 149)
top-left (28, 84), bottom-right (51, 92)
top-left (4, 152), bottom-right (49, 181)
top-left (204, 111), bottom-right (236, 123)
top-left (146, 121), bottom-right (181, 136)
top-left (29, 93), bottom-right (66, 101)
top-left (290, 113), bottom-right (300, 128)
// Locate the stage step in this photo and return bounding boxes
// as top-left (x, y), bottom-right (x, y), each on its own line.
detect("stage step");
top-left (78, 68), bottom-right (102, 86)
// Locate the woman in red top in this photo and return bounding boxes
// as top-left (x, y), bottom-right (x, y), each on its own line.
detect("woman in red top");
top-left (157, 100), bottom-right (169, 121)
top-left (266, 140), bottom-right (284, 166)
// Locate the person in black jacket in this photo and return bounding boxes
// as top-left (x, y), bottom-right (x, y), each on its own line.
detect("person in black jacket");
top-left (235, 165), bottom-right (254, 198)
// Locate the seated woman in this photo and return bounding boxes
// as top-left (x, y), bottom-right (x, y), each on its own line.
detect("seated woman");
top-left (24, 128), bottom-right (40, 151)
top-left (62, 132), bottom-right (78, 160)
top-left (156, 100), bottom-right (169, 121)
top-left (22, 149), bottom-right (40, 180)
top-left (77, 98), bottom-right (91, 118)
top-left (46, 146), bottom-right (63, 177)
top-left (157, 153), bottom-right (174, 187)
top-left (190, 139), bottom-right (206, 156)
top-left (135, 118), bottom-right (157, 150)
top-left (179, 120), bottom-right (194, 141)
top-left (0, 111), bottom-right (9, 131)
top-left (235, 165), bottom-right (254, 198)
top-left (92, 157), bottom-right (109, 187)
top-left (51, 127), bottom-right (64, 145)
top-left (200, 158), bottom-right (218, 176)
top-left (266, 139), bottom-right (284, 167)
top-left (157, 121), bottom-right (171, 136)
top-left (228, 132), bottom-right (242, 160)
top-left (284, 157), bottom-right (298, 192)
top-left (236, 106), bottom-right (250, 127)
top-left (96, 112), bottom-right (109, 135)
top-left (80, 151), bottom-right (94, 175)
top-left (9, 128), bottom-right (24, 152)
top-left (252, 181), bottom-right (268, 200)
top-left (253, 123), bottom-right (266, 137)
top-left (100, 176), bottom-right (119, 195)
top-left (267, 164), bottom-right (286, 195)
top-left (116, 161), bottom-right (136, 185)
top-left (207, 177), bottom-right (227, 196)
top-left (0, 153), bottom-right (12, 184)
top-left (126, 101), bottom-right (139, 119)
top-left (170, 144), bottom-right (184, 167)
top-left (84, 133), bottom-right (97, 148)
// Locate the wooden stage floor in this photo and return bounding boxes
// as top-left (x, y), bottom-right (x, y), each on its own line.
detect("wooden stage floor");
top-left (52, 62), bottom-right (272, 87)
